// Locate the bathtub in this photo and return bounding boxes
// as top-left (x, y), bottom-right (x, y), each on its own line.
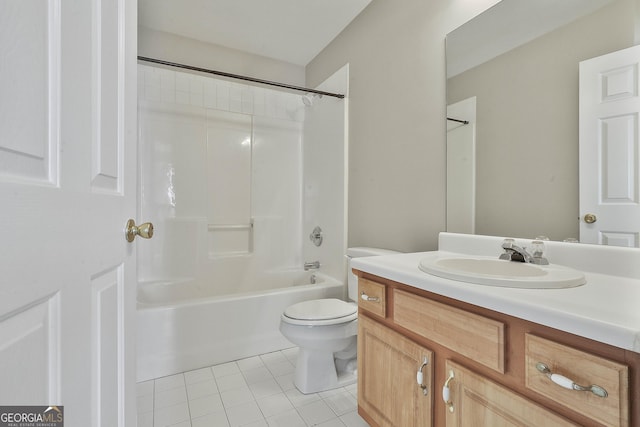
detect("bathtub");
top-left (136, 271), bottom-right (346, 382)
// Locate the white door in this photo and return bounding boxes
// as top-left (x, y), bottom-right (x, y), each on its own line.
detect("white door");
top-left (0, 1), bottom-right (138, 426)
top-left (579, 45), bottom-right (640, 247)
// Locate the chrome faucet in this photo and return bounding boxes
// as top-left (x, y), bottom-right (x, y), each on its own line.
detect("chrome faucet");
top-left (499, 239), bottom-right (549, 265)
top-left (304, 261), bottom-right (321, 271)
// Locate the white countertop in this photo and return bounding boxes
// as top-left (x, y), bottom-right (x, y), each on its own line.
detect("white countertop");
top-left (351, 233), bottom-right (640, 353)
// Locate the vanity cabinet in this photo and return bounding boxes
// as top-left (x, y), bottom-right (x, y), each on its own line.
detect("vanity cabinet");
top-left (358, 315), bottom-right (433, 427)
top-left (355, 273), bottom-right (639, 427)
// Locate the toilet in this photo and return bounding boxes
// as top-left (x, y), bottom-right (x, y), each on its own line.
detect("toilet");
top-left (279, 247), bottom-right (399, 394)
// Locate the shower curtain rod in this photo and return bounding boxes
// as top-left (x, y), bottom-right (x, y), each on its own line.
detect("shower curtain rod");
top-left (447, 117), bottom-right (469, 125)
top-left (138, 56), bottom-right (345, 99)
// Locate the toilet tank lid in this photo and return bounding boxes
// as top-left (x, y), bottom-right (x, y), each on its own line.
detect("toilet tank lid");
top-left (346, 247), bottom-right (401, 258)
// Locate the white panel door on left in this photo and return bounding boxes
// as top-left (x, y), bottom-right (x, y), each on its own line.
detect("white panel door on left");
top-left (0, 1), bottom-right (58, 183)
top-left (0, 0), bottom-right (138, 426)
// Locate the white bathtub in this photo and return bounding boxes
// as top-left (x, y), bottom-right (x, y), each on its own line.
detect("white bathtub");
top-left (136, 271), bottom-right (346, 382)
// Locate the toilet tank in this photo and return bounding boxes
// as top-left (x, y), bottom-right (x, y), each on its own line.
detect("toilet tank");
top-left (346, 247), bottom-right (401, 301)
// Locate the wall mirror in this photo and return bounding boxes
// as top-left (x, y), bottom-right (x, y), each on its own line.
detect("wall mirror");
top-left (446, 0), bottom-right (639, 245)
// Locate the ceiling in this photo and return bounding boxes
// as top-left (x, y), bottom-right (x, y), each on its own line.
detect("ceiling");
top-left (446, 0), bottom-right (614, 77)
top-left (138, 0), bottom-right (372, 66)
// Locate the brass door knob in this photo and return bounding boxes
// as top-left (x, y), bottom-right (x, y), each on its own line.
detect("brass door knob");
top-left (125, 219), bottom-right (154, 242)
top-left (583, 213), bottom-right (597, 224)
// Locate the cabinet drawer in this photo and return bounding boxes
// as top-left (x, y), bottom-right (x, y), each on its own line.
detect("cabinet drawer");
top-left (394, 289), bottom-right (505, 373)
top-left (525, 334), bottom-right (629, 427)
top-left (358, 278), bottom-right (386, 318)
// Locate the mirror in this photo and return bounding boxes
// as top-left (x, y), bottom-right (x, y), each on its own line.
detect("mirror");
top-left (446, 0), bottom-right (638, 242)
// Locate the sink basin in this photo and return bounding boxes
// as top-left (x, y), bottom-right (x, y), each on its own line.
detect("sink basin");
top-left (418, 253), bottom-right (586, 289)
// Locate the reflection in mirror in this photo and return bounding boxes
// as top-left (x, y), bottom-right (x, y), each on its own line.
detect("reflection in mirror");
top-left (446, 0), bottom-right (638, 244)
top-left (447, 97), bottom-right (476, 234)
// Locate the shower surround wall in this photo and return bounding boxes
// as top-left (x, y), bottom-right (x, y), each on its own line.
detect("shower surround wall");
top-left (136, 64), bottom-right (348, 378)
top-left (302, 66), bottom-right (349, 282)
top-left (137, 62), bottom-right (347, 296)
top-left (139, 64), bottom-right (296, 293)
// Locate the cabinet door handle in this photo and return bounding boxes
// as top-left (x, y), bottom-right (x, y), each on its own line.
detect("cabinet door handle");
top-left (416, 356), bottom-right (429, 396)
top-left (536, 363), bottom-right (608, 398)
top-left (360, 292), bottom-right (379, 302)
top-left (442, 369), bottom-right (455, 412)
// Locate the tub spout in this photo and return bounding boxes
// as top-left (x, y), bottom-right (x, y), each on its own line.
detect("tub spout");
top-left (304, 261), bottom-right (320, 271)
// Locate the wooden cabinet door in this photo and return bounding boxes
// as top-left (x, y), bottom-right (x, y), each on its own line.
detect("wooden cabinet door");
top-left (444, 360), bottom-right (578, 427)
top-left (358, 315), bottom-right (433, 427)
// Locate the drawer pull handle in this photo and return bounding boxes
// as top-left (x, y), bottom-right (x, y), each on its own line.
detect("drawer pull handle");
top-left (360, 292), bottom-right (379, 302)
top-left (416, 356), bottom-right (429, 396)
top-left (536, 363), bottom-right (608, 398)
top-left (442, 369), bottom-right (455, 412)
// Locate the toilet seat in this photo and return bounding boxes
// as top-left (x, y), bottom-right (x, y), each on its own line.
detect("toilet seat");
top-left (282, 298), bottom-right (357, 326)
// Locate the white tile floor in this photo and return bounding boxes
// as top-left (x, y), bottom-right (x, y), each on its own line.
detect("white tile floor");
top-left (137, 347), bottom-right (370, 427)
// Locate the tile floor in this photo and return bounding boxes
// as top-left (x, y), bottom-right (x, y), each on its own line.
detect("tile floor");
top-left (137, 347), bottom-right (370, 427)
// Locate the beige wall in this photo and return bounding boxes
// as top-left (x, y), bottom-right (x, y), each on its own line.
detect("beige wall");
top-left (138, 26), bottom-right (305, 86)
top-left (448, 0), bottom-right (636, 241)
top-left (305, 0), bottom-right (500, 252)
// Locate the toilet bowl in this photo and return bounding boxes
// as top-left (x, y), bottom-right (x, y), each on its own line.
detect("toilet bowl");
top-left (279, 247), bottom-right (399, 394)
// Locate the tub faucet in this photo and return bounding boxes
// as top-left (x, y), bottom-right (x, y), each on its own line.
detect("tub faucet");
top-left (304, 261), bottom-right (321, 271)
top-left (499, 239), bottom-right (549, 265)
